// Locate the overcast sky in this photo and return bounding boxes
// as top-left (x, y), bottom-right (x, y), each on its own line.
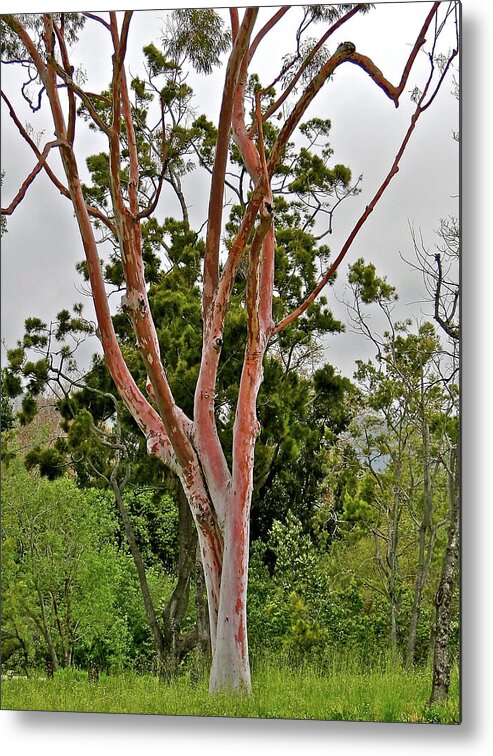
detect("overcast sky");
top-left (1, 1), bottom-right (459, 379)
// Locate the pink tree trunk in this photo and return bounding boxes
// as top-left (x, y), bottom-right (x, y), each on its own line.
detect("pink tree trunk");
top-left (209, 497), bottom-right (251, 692)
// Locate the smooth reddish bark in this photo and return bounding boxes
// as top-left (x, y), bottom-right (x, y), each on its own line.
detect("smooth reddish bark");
top-left (1, 4), bottom-right (457, 694)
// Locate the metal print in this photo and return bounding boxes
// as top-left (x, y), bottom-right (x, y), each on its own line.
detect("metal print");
top-left (1, 2), bottom-right (460, 723)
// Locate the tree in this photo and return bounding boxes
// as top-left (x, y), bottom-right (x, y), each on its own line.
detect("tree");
top-left (2, 458), bottom-right (125, 672)
top-left (345, 262), bottom-right (452, 662)
top-left (409, 213), bottom-right (459, 703)
top-left (406, 74), bottom-right (459, 699)
top-left (3, 220), bottom-right (351, 674)
top-left (1, 4), bottom-right (458, 692)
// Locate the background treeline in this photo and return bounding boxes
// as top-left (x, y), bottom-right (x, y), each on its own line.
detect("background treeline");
top-left (1, 246), bottom-right (459, 695)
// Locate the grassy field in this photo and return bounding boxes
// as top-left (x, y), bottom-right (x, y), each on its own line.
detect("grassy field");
top-left (1, 659), bottom-right (460, 724)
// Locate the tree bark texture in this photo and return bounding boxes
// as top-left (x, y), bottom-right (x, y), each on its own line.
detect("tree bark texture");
top-left (430, 446), bottom-right (460, 703)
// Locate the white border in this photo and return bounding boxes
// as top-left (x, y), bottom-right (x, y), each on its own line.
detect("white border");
top-left (2, 1), bottom-right (492, 754)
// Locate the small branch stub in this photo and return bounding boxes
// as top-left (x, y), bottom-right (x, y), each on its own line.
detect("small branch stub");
top-left (336, 41), bottom-right (356, 54)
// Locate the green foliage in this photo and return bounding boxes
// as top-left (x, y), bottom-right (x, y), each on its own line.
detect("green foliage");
top-left (341, 484), bottom-right (374, 541)
top-left (142, 43), bottom-right (178, 77)
top-left (247, 506), bottom-right (425, 665)
top-left (285, 592), bottom-right (327, 656)
top-left (3, 307), bottom-right (93, 430)
top-left (124, 488), bottom-right (179, 571)
top-left (251, 363), bottom-right (356, 540)
top-left (1, 370), bottom-right (15, 431)
top-left (1, 461), bottom-right (127, 670)
top-left (19, 395), bottom-right (38, 425)
top-left (248, 513), bottom-right (327, 657)
top-left (348, 258), bottom-right (397, 303)
top-left (1, 13), bottom-right (85, 63)
top-left (308, 4), bottom-right (375, 24)
top-left (24, 445), bottom-right (65, 479)
top-left (161, 9), bottom-right (231, 74)
top-left (289, 149), bottom-right (351, 194)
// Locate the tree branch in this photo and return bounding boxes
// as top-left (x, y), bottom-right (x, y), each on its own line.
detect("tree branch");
top-left (274, 11), bottom-right (456, 333)
top-left (1, 90), bottom-right (115, 233)
top-left (267, 2), bottom-right (441, 175)
top-left (52, 18), bottom-right (76, 144)
top-left (53, 61), bottom-right (110, 136)
top-left (256, 4), bottom-right (363, 129)
top-left (83, 12), bottom-right (111, 32)
top-left (1, 138), bottom-right (63, 215)
top-left (248, 6), bottom-right (291, 62)
top-left (203, 7), bottom-right (259, 323)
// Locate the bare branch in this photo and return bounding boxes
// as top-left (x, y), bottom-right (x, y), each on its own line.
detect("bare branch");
top-left (257, 4), bottom-right (363, 128)
top-left (248, 6), bottom-right (291, 62)
top-left (1, 138), bottom-right (63, 215)
top-left (274, 37), bottom-right (457, 333)
top-left (203, 7), bottom-right (259, 323)
top-left (83, 12), bottom-right (111, 32)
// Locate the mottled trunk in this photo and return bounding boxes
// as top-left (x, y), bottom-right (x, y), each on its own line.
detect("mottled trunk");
top-left (209, 498), bottom-right (251, 693)
top-left (430, 447), bottom-right (460, 703)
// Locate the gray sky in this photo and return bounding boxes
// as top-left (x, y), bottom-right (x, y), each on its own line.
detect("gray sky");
top-left (1, 1), bottom-right (459, 379)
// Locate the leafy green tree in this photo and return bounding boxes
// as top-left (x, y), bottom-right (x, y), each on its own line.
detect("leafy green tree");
top-left (340, 261), bottom-right (452, 660)
top-left (247, 512), bottom-right (326, 655)
top-left (2, 458), bottom-right (126, 672)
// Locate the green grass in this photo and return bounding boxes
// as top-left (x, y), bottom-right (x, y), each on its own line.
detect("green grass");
top-left (1, 660), bottom-right (460, 724)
